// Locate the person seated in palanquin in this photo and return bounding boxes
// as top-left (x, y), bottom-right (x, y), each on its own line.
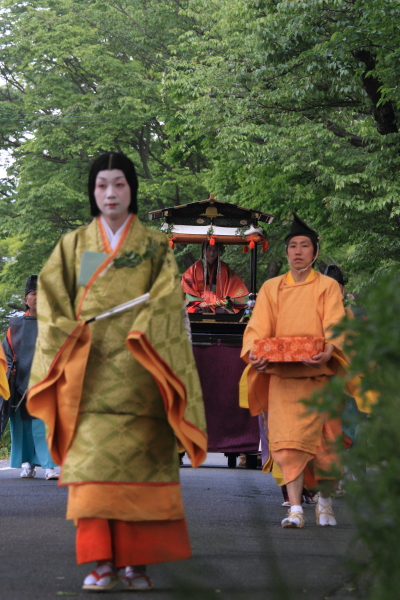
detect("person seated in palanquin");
top-left (181, 242), bottom-right (249, 313)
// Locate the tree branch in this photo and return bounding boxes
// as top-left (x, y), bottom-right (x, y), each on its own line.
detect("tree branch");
top-left (303, 112), bottom-right (367, 147)
top-left (352, 49), bottom-right (398, 135)
top-left (324, 120), bottom-right (367, 148)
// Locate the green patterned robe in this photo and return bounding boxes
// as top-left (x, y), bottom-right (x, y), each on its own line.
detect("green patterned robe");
top-left (28, 216), bottom-right (207, 521)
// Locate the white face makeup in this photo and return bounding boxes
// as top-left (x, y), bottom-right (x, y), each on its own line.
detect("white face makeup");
top-left (94, 169), bottom-right (131, 230)
top-left (286, 236), bottom-right (317, 273)
top-left (205, 244), bottom-right (218, 265)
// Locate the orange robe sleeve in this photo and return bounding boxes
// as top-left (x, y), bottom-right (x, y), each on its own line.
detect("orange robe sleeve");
top-left (241, 282), bottom-right (276, 359)
top-left (27, 233), bottom-right (92, 465)
top-left (321, 279), bottom-right (347, 367)
top-left (0, 344), bottom-right (10, 400)
top-left (240, 281), bottom-right (276, 415)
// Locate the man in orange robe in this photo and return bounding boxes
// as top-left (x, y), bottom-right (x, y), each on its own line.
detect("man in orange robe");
top-left (241, 213), bottom-right (346, 528)
top-left (182, 242), bottom-right (248, 313)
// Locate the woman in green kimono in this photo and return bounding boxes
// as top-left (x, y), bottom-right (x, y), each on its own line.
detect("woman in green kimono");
top-left (27, 152), bottom-right (207, 592)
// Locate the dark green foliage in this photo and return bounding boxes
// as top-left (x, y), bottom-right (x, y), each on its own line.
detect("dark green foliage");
top-left (0, 420), bottom-right (11, 458)
top-left (166, 0), bottom-right (400, 288)
top-left (113, 251), bottom-right (144, 270)
top-left (113, 239), bottom-right (161, 270)
top-left (2, 0), bottom-right (400, 310)
top-left (310, 272), bottom-right (400, 599)
top-left (0, 0), bottom-right (209, 317)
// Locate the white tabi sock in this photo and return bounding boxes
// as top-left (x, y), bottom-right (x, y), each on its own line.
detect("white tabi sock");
top-left (123, 566), bottom-right (153, 590)
top-left (318, 496), bottom-right (332, 506)
top-left (281, 504), bottom-right (304, 528)
top-left (316, 496), bottom-right (337, 526)
top-left (83, 561), bottom-right (117, 587)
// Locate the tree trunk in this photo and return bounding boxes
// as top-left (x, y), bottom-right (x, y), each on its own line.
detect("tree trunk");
top-left (316, 260), bottom-right (328, 275)
top-left (177, 245), bottom-right (197, 270)
top-left (266, 259), bottom-right (282, 279)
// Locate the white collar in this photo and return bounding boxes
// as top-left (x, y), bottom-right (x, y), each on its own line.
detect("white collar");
top-left (100, 215), bottom-right (130, 251)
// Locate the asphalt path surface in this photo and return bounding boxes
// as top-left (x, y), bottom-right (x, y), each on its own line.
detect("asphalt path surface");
top-left (0, 454), bottom-right (358, 600)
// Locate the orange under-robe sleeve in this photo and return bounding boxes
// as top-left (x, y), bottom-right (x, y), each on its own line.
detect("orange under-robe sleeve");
top-left (321, 279), bottom-right (347, 368)
top-left (240, 281), bottom-right (276, 415)
top-left (241, 282), bottom-right (276, 360)
top-left (0, 344), bottom-right (10, 400)
top-left (27, 233), bottom-right (92, 465)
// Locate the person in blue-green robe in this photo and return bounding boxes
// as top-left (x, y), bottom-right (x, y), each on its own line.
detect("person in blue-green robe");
top-left (2, 275), bottom-right (58, 479)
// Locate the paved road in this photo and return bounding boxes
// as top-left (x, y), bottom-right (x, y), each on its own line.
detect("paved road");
top-left (0, 455), bottom-right (357, 600)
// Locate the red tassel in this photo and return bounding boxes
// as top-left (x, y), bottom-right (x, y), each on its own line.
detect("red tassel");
top-left (209, 236), bottom-right (216, 246)
top-left (262, 240), bottom-right (269, 253)
top-left (249, 240), bottom-right (255, 250)
top-left (243, 245), bottom-right (249, 253)
top-left (168, 239), bottom-right (175, 250)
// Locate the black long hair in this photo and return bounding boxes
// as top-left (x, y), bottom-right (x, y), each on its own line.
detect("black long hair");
top-left (324, 264), bottom-right (348, 286)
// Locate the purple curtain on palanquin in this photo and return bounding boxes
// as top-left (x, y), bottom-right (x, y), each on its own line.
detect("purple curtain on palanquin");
top-left (192, 345), bottom-right (260, 453)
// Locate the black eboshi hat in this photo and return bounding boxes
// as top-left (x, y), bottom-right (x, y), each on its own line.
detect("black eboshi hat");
top-left (24, 274), bottom-right (38, 297)
top-left (284, 212), bottom-right (319, 247)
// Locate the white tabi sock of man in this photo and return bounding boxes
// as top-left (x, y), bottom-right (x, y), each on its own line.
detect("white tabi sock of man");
top-left (83, 561), bottom-right (118, 590)
top-left (316, 496), bottom-right (337, 526)
top-left (281, 504), bottom-right (305, 528)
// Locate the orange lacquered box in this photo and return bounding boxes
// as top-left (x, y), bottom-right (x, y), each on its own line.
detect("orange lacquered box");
top-left (253, 336), bottom-right (325, 362)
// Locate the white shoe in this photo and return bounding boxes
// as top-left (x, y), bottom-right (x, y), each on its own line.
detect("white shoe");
top-left (281, 510), bottom-right (305, 528)
top-left (45, 468), bottom-right (59, 480)
top-left (20, 463), bottom-right (35, 478)
top-left (304, 493), bottom-right (319, 505)
top-left (82, 561), bottom-right (119, 591)
top-left (122, 566), bottom-right (153, 590)
top-left (316, 499), bottom-right (337, 526)
top-left (281, 500), bottom-right (291, 507)
top-left (335, 480), bottom-right (346, 496)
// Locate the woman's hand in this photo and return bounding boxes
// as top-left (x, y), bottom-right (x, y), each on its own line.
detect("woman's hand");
top-left (249, 350), bottom-right (269, 373)
top-left (199, 301), bottom-right (208, 309)
top-left (302, 344), bottom-right (334, 368)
